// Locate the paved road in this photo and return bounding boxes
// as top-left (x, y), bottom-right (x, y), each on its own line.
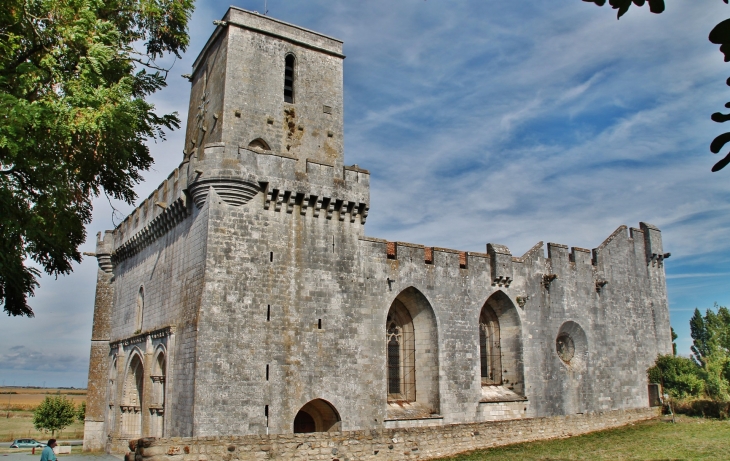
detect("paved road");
top-left (0, 454), bottom-right (119, 461)
top-left (0, 442), bottom-right (82, 448)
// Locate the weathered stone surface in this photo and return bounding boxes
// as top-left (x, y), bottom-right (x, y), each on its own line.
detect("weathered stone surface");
top-left (83, 6), bottom-right (671, 454)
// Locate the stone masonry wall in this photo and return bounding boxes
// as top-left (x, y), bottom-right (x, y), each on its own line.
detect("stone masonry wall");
top-left (134, 408), bottom-right (658, 461)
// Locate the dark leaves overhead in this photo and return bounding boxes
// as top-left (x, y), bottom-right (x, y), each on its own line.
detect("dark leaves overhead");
top-left (585, 0), bottom-right (730, 172)
top-left (582, 0), bottom-right (665, 19)
top-left (0, 0), bottom-right (194, 317)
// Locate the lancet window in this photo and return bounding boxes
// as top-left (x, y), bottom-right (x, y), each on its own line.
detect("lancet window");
top-left (479, 305), bottom-right (502, 385)
top-left (386, 300), bottom-right (415, 401)
top-left (284, 54), bottom-right (295, 103)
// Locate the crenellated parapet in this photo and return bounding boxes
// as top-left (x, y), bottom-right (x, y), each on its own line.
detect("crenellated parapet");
top-left (113, 163), bottom-right (190, 247)
top-left (360, 222), bottom-right (666, 297)
top-left (113, 196), bottom-right (190, 263)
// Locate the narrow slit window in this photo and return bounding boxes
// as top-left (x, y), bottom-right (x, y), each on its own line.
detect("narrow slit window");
top-left (318, 319), bottom-right (322, 330)
top-left (266, 364), bottom-right (269, 381)
top-left (267, 305), bottom-right (271, 321)
top-left (270, 252), bottom-right (273, 262)
top-left (284, 55), bottom-right (295, 103)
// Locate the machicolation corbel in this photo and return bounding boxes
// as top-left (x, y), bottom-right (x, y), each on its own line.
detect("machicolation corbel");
top-left (487, 243), bottom-right (513, 287)
top-left (543, 273), bottom-right (558, 290)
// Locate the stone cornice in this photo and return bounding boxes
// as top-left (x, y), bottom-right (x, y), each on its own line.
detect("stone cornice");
top-left (113, 197), bottom-right (190, 264)
top-left (110, 326), bottom-right (174, 348)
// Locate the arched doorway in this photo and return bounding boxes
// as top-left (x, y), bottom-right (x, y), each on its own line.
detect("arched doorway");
top-left (120, 353), bottom-right (144, 438)
top-left (293, 399), bottom-right (341, 433)
top-left (385, 287), bottom-right (440, 416)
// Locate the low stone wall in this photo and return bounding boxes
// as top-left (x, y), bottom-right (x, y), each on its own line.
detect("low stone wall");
top-left (132, 407), bottom-right (658, 461)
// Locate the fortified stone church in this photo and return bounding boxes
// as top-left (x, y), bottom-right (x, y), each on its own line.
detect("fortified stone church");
top-left (83, 7), bottom-right (672, 453)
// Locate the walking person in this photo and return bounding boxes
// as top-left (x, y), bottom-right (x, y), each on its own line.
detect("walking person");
top-left (40, 439), bottom-right (57, 461)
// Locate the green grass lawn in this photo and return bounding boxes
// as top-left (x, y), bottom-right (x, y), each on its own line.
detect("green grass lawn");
top-left (438, 416), bottom-right (730, 460)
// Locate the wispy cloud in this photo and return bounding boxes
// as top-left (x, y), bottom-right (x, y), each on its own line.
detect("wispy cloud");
top-left (0, 346), bottom-right (88, 373)
top-left (2, 0), bottom-right (730, 382)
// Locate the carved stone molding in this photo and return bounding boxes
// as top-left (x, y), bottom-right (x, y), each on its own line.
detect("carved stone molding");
top-left (110, 326), bottom-right (174, 348)
top-left (113, 198), bottom-right (189, 264)
top-left (264, 187), bottom-right (368, 224)
top-left (188, 177), bottom-right (260, 209)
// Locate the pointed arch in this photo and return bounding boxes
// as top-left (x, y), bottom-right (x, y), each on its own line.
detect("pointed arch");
top-left (121, 351), bottom-right (144, 438)
top-left (385, 287), bottom-right (440, 414)
top-left (247, 138), bottom-right (271, 151)
top-left (150, 346), bottom-right (166, 438)
top-left (293, 399), bottom-right (341, 433)
top-left (479, 291), bottom-right (524, 395)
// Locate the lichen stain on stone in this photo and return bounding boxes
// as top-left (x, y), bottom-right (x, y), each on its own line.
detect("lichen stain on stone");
top-left (324, 140), bottom-right (338, 163)
top-left (221, 158), bottom-right (240, 169)
top-left (283, 108), bottom-right (304, 154)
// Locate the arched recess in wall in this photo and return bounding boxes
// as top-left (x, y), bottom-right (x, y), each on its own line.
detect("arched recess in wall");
top-left (247, 138), bottom-right (271, 151)
top-left (121, 351), bottom-right (144, 438)
top-left (292, 399), bottom-right (341, 433)
top-left (284, 53), bottom-right (296, 103)
top-left (107, 355), bottom-right (118, 434)
top-left (555, 321), bottom-right (591, 414)
top-left (135, 287), bottom-right (144, 332)
top-left (479, 291), bottom-right (525, 396)
top-left (150, 347), bottom-right (166, 438)
top-left (385, 287), bottom-right (440, 414)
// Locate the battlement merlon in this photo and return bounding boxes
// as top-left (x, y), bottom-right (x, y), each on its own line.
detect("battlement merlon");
top-left (360, 222), bottom-right (668, 277)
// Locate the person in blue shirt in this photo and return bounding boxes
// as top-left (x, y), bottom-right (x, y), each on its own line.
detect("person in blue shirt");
top-left (40, 439), bottom-right (57, 461)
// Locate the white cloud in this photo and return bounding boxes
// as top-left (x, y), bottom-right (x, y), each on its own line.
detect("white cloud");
top-left (3, 0), bottom-right (730, 380)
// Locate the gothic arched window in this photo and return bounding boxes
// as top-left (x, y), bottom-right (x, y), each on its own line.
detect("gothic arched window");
top-left (479, 305), bottom-right (502, 385)
top-left (284, 54), bottom-right (295, 103)
top-left (386, 299), bottom-right (415, 401)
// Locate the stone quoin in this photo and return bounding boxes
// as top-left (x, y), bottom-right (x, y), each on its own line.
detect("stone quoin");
top-left (82, 7), bottom-right (672, 456)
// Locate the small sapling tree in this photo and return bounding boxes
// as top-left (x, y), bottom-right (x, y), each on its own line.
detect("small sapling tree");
top-left (77, 401), bottom-right (86, 422)
top-left (33, 395), bottom-right (77, 437)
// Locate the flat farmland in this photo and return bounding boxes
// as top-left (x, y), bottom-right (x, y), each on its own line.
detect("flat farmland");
top-left (0, 388), bottom-right (86, 411)
top-left (0, 388), bottom-right (86, 442)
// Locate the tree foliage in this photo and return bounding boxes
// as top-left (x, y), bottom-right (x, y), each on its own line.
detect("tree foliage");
top-left (690, 304), bottom-right (730, 400)
top-left (0, 0), bottom-right (194, 317)
top-left (647, 354), bottom-right (705, 399)
top-left (584, 0), bottom-right (730, 173)
top-left (33, 395), bottom-right (77, 437)
top-left (582, 0), bottom-right (664, 19)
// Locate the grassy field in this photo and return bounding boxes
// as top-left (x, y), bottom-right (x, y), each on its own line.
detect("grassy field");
top-left (437, 416), bottom-right (730, 460)
top-left (0, 388), bottom-right (86, 442)
top-left (0, 410), bottom-right (84, 442)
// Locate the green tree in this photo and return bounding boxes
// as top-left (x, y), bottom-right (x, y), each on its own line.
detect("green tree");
top-left (76, 400), bottom-right (86, 422)
top-left (648, 354), bottom-right (705, 399)
top-left (689, 304), bottom-right (730, 400)
top-left (690, 304), bottom-right (730, 366)
top-left (672, 326), bottom-right (678, 356)
top-left (33, 395), bottom-right (77, 437)
top-left (0, 0), bottom-right (194, 317)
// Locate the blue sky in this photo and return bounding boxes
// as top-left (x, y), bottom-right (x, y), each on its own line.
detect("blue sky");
top-left (2, 0), bottom-right (730, 388)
